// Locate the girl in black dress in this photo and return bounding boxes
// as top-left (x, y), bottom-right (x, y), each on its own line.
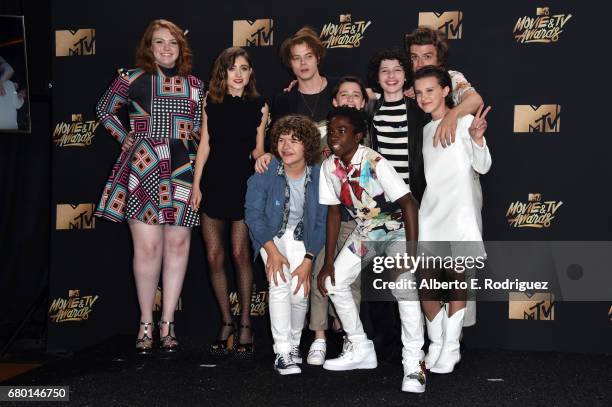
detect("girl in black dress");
top-left (191, 47), bottom-right (268, 357)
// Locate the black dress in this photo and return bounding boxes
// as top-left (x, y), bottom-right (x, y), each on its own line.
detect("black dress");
top-left (200, 94), bottom-right (265, 220)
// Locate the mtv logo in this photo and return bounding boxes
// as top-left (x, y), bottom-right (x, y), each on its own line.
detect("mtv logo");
top-left (528, 193), bottom-right (542, 202)
top-left (56, 203), bottom-right (96, 230)
top-left (71, 113), bottom-right (83, 122)
top-left (340, 14), bottom-right (352, 23)
top-left (509, 292), bottom-right (555, 320)
top-left (418, 11), bottom-right (463, 39)
top-left (514, 105), bottom-right (561, 133)
top-left (56, 29), bottom-right (96, 57)
top-left (232, 19), bottom-right (273, 47)
top-left (69, 289), bottom-right (80, 298)
top-left (537, 7), bottom-right (550, 16)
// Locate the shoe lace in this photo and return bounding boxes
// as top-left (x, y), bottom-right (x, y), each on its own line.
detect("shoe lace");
top-left (279, 353), bottom-right (294, 366)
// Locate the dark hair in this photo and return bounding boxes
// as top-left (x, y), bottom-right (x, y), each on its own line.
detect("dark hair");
top-left (279, 26), bottom-right (326, 68)
top-left (208, 47), bottom-right (260, 104)
top-left (413, 66), bottom-right (454, 108)
top-left (366, 48), bottom-right (411, 93)
top-left (327, 106), bottom-right (368, 136)
top-left (404, 26), bottom-right (449, 68)
top-left (135, 19), bottom-right (193, 76)
top-left (270, 115), bottom-right (321, 166)
top-left (331, 76), bottom-right (369, 104)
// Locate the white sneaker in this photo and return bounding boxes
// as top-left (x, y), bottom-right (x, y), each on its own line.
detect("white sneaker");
top-left (402, 362), bottom-right (427, 393)
top-left (290, 345), bottom-right (303, 364)
top-left (307, 339), bottom-right (326, 365)
top-left (322, 339), bottom-right (377, 371)
top-left (274, 353), bottom-right (301, 375)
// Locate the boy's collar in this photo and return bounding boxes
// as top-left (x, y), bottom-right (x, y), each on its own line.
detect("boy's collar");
top-left (332, 145), bottom-right (366, 169)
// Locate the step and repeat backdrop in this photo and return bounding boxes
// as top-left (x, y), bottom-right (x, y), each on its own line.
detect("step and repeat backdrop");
top-left (50, 0), bottom-right (611, 352)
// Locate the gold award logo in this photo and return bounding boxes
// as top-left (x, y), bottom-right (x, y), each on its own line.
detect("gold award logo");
top-left (154, 286), bottom-right (182, 311)
top-left (232, 19), bottom-right (273, 47)
top-left (53, 113), bottom-right (99, 147)
top-left (418, 11), bottom-right (463, 39)
top-left (514, 8), bottom-right (572, 44)
top-left (49, 289), bottom-right (100, 323)
top-left (230, 285), bottom-right (268, 316)
top-left (514, 104), bottom-right (561, 133)
top-left (320, 14), bottom-right (372, 48)
top-left (506, 193), bottom-right (563, 228)
top-left (509, 292), bottom-right (555, 320)
top-left (56, 29), bottom-right (96, 57)
top-left (56, 204), bottom-right (96, 230)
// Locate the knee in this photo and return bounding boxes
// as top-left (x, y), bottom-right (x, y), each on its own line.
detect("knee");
top-left (206, 249), bottom-right (224, 270)
top-left (231, 246), bottom-right (250, 264)
top-left (165, 234), bottom-right (190, 256)
top-left (134, 239), bottom-right (162, 260)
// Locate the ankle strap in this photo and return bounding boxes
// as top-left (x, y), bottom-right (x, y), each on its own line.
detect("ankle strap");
top-left (158, 320), bottom-right (175, 326)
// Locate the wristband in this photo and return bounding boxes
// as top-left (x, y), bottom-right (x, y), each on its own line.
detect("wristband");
top-left (304, 253), bottom-right (314, 261)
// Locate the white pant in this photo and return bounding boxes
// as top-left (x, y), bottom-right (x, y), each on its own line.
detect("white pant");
top-left (325, 230), bottom-right (423, 364)
top-left (260, 229), bottom-right (308, 354)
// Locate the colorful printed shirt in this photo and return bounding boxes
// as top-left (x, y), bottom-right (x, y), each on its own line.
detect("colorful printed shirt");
top-left (319, 145), bottom-right (411, 255)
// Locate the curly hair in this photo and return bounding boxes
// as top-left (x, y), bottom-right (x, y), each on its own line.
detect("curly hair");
top-left (208, 47), bottom-right (260, 104)
top-left (413, 66), bottom-right (454, 108)
top-left (269, 115), bottom-right (321, 166)
top-left (366, 48), bottom-right (412, 93)
top-left (279, 26), bottom-right (326, 68)
top-left (135, 19), bottom-right (193, 76)
top-left (327, 106), bottom-right (368, 136)
top-left (404, 26), bottom-right (449, 68)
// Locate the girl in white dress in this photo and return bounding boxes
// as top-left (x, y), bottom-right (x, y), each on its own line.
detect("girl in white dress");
top-left (413, 66), bottom-right (491, 374)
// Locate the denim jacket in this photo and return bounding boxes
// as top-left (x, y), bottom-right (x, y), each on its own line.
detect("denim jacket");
top-left (245, 157), bottom-right (327, 259)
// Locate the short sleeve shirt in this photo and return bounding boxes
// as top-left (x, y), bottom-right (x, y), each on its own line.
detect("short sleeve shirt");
top-left (320, 145), bottom-right (410, 237)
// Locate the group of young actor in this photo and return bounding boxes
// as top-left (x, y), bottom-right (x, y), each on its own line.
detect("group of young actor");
top-left (95, 19), bottom-right (491, 393)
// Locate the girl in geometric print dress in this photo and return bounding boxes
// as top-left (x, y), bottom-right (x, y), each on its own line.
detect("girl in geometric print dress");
top-left (95, 20), bottom-right (204, 354)
top-left (190, 47), bottom-right (268, 358)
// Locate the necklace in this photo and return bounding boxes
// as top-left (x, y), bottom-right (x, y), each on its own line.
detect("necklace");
top-left (299, 78), bottom-right (325, 119)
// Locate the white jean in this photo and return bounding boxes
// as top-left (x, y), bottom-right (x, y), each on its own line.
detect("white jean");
top-left (260, 229), bottom-right (309, 354)
top-left (325, 229), bottom-right (423, 364)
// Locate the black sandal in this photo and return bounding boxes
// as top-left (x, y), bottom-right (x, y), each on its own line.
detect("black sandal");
top-left (159, 320), bottom-right (179, 353)
top-left (209, 322), bottom-right (235, 356)
top-left (135, 321), bottom-right (154, 355)
top-left (233, 324), bottom-right (255, 360)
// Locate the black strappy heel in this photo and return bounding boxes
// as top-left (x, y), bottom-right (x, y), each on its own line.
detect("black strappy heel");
top-left (209, 322), bottom-right (236, 356)
top-left (135, 321), bottom-right (154, 355)
top-left (158, 320), bottom-right (179, 353)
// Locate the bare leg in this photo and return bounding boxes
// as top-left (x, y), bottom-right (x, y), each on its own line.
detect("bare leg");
top-left (418, 268), bottom-right (443, 321)
top-left (201, 214), bottom-right (233, 340)
top-left (230, 219), bottom-right (254, 344)
top-left (160, 224), bottom-right (191, 337)
top-left (128, 220), bottom-right (163, 338)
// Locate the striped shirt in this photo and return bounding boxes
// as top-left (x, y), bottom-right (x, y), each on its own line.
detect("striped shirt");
top-left (373, 98), bottom-right (409, 183)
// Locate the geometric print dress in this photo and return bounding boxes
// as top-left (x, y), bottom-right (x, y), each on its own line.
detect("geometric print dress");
top-left (95, 65), bottom-right (204, 227)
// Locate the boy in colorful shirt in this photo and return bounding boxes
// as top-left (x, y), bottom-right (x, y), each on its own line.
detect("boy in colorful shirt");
top-left (317, 106), bottom-right (426, 393)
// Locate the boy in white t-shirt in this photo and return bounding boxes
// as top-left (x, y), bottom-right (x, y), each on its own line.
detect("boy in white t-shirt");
top-left (317, 106), bottom-right (427, 393)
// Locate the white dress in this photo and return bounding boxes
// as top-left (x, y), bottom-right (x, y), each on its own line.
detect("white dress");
top-left (419, 114), bottom-right (492, 257)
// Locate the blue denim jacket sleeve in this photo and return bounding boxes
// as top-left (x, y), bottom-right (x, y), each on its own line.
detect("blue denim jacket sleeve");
top-left (245, 169), bottom-right (276, 257)
top-left (305, 164), bottom-right (328, 256)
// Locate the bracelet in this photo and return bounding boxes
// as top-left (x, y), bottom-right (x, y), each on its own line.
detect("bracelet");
top-left (304, 253), bottom-right (314, 261)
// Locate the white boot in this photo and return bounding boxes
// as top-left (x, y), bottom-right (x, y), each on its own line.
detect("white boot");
top-left (430, 308), bottom-right (465, 374)
top-left (323, 339), bottom-right (377, 371)
top-left (424, 308), bottom-right (445, 370)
